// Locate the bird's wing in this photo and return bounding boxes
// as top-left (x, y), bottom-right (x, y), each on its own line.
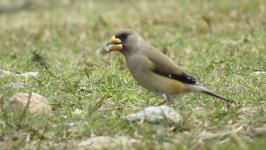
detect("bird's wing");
top-left (144, 47), bottom-right (199, 85)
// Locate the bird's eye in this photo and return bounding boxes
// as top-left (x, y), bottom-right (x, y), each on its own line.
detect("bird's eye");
top-left (115, 32), bottom-right (131, 42)
top-left (121, 33), bottom-right (128, 38)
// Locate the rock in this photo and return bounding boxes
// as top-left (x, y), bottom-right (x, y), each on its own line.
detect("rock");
top-left (121, 105), bottom-right (183, 124)
top-left (78, 136), bottom-right (138, 149)
top-left (3, 92), bottom-right (52, 114)
top-left (5, 82), bottom-right (25, 89)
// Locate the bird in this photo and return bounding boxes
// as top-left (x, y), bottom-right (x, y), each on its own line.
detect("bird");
top-left (104, 29), bottom-right (234, 106)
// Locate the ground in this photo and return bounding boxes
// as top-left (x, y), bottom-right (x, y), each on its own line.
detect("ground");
top-left (0, 0), bottom-right (265, 149)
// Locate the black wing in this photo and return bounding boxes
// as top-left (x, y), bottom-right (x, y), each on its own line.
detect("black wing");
top-left (152, 68), bottom-right (198, 84)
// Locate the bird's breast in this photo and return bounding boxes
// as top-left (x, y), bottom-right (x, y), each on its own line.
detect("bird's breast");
top-left (128, 66), bottom-right (188, 95)
top-left (126, 54), bottom-right (188, 95)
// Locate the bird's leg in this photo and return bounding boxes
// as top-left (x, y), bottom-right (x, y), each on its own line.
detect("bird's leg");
top-left (156, 94), bottom-right (174, 106)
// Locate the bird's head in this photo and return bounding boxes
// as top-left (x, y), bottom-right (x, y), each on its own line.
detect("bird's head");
top-left (104, 29), bottom-right (143, 54)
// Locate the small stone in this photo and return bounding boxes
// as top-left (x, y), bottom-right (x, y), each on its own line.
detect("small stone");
top-left (65, 122), bottom-right (80, 127)
top-left (198, 131), bottom-right (229, 141)
top-left (0, 69), bottom-right (14, 76)
top-left (78, 136), bottom-right (112, 147)
top-left (121, 105), bottom-right (183, 124)
top-left (72, 108), bottom-right (83, 116)
top-left (252, 71), bottom-right (266, 75)
top-left (198, 132), bottom-right (218, 141)
top-left (3, 92), bottom-right (52, 114)
top-left (184, 47), bottom-right (193, 54)
top-left (78, 136), bottom-right (138, 149)
top-left (17, 72), bottom-right (39, 77)
top-left (1, 70), bottom-right (39, 78)
top-left (65, 121), bottom-right (88, 127)
top-left (5, 82), bottom-right (25, 89)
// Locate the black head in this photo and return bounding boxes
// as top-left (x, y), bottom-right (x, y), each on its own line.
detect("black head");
top-left (105, 29), bottom-right (144, 54)
top-left (114, 30), bottom-right (133, 44)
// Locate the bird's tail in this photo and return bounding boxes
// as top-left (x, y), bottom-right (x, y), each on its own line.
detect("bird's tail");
top-left (202, 89), bottom-right (233, 104)
top-left (188, 84), bottom-right (234, 104)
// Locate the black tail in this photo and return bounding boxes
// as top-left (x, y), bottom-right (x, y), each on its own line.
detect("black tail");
top-left (202, 90), bottom-right (234, 104)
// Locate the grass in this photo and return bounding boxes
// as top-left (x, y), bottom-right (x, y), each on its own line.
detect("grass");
top-left (0, 0), bottom-right (265, 149)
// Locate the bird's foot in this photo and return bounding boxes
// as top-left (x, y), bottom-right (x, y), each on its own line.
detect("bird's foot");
top-left (226, 101), bottom-right (242, 109)
top-left (157, 94), bottom-right (174, 106)
top-left (227, 102), bottom-right (236, 108)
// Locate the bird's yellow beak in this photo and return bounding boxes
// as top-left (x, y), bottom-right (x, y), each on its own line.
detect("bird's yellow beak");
top-left (104, 36), bottom-right (123, 52)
